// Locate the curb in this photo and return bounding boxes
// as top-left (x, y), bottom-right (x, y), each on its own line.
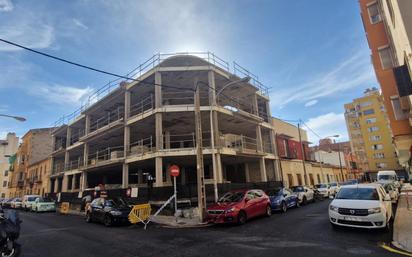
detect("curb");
top-left (392, 241), bottom-right (412, 255)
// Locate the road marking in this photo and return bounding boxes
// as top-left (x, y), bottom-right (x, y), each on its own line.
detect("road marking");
top-left (379, 242), bottom-right (412, 256)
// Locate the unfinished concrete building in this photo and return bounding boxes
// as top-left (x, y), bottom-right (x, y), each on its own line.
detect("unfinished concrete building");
top-left (50, 53), bottom-right (281, 197)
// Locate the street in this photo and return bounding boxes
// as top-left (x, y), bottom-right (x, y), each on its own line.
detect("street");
top-left (17, 200), bottom-right (397, 257)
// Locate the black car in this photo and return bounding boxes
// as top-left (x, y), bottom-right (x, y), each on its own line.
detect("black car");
top-left (2, 199), bottom-right (14, 209)
top-left (85, 197), bottom-right (132, 226)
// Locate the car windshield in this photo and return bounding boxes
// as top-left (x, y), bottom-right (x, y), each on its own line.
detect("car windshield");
top-left (38, 198), bottom-right (53, 203)
top-left (266, 188), bottom-right (282, 196)
top-left (378, 175), bottom-right (395, 180)
top-left (315, 184), bottom-right (327, 188)
top-left (218, 192), bottom-right (245, 203)
top-left (28, 196), bottom-right (38, 201)
top-left (330, 183), bottom-right (337, 187)
top-left (335, 187), bottom-right (379, 200)
top-left (291, 186), bottom-right (304, 192)
top-left (106, 197), bottom-right (130, 207)
top-left (15, 199), bottom-right (21, 202)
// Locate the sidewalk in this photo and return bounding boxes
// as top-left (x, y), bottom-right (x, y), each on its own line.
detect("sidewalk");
top-left (392, 183), bottom-right (412, 253)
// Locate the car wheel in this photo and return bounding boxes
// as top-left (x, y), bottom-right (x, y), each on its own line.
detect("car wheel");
top-left (266, 205), bottom-right (272, 217)
top-left (237, 211), bottom-right (247, 225)
top-left (103, 215), bottom-right (113, 227)
top-left (302, 196), bottom-right (307, 205)
top-left (281, 201), bottom-right (287, 213)
top-left (85, 212), bottom-right (92, 223)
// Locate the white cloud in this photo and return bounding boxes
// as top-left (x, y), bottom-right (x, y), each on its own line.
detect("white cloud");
top-left (270, 50), bottom-right (376, 109)
top-left (304, 112), bottom-right (348, 144)
top-left (0, 0), bottom-right (13, 12)
top-left (28, 84), bottom-right (94, 105)
top-left (304, 99), bottom-right (318, 107)
top-left (72, 18), bottom-right (88, 30)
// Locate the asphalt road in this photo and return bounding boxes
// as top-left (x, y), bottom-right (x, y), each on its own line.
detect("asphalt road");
top-left (16, 199), bottom-right (397, 257)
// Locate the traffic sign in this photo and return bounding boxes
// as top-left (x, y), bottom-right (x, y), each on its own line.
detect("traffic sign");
top-left (169, 165), bottom-right (180, 177)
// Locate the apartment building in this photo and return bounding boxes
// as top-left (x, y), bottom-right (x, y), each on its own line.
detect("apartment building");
top-left (344, 88), bottom-right (400, 177)
top-left (50, 53), bottom-right (283, 199)
top-left (27, 158), bottom-right (51, 196)
top-left (9, 128), bottom-right (54, 197)
top-left (359, 0), bottom-right (412, 178)
top-left (0, 133), bottom-right (18, 198)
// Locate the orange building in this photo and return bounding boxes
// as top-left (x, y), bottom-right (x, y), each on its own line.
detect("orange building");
top-left (359, 0), bottom-right (412, 178)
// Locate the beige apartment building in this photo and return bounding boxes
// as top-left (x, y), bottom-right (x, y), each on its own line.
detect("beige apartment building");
top-left (0, 133), bottom-right (18, 198)
top-left (344, 88), bottom-right (400, 178)
top-left (359, 0), bottom-right (412, 178)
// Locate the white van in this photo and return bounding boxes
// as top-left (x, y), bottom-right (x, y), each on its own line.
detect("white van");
top-left (377, 170), bottom-right (400, 189)
top-left (22, 195), bottom-right (41, 211)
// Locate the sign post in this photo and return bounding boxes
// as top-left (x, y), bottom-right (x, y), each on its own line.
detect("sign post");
top-left (169, 164), bottom-right (180, 215)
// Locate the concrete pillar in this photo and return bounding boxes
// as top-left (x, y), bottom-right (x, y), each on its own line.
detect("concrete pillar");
top-left (64, 151), bottom-right (70, 171)
top-left (259, 157), bottom-right (267, 182)
top-left (155, 71), bottom-right (162, 108)
top-left (124, 126), bottom-right (130, 156)
top-left (71, 175), bottom-right (76, 191)
top-left (124, 90), bottom-right (131, 120)
top-left (83, 143), bottom-right (89, 167)
top-left (265, 100), bottom-right (271, 121)
top-left (245, 163), bottom-right (250, 182)
top-left (208, 70), bottom-right (216, 106)
top-left (62, 176), bottom-right (68, 192)
top-left (165, 130), bottom-right (170, 149)
top-left (51, 135), bottom-right (56, 151)
top-left (85, 115), bottom-right (91, 135)
top-left (138, 170), bottom-right (143, 185)
top-left (256, 125), bottom-right (263, 152)
top-left (155, 157), bottom-right (163, 187)
top-left (215, 153), bottom-right (223, 183)
top-left (66, 127), bottom-right (72, 147)
top-left (122, 163), bottom-right (129, 188)
top-left (155, 113), bottom-right (163, 150)
top-left (54, 179), bottom-right (59, 193)
top-left (252, 94), bottom-right (259, 116)
top-left (80, 171), bottom-right (88, 191)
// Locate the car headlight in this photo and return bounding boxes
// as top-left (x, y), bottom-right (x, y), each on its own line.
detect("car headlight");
top-left (329, 205), bottom-right (339, 212)
top-left (225, 207), bottom-right (236, 213)
top-left (110, 210), bottom-right (122, 216)
top-left (368, 207), bottom-right (381, 214)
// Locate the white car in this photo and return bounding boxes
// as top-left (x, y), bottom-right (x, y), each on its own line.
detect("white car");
top-left (377, 170), bottom-right (400, 190)
top-left (329, 182), bottom-right (340, 196)
top-left (31, 197), bottom-right (56, 212)
top-left (290, 186), bottom-right (314, 204)
top-left (314, 183), bottom-right (331, 198)
top-left (10, 198), bottom-right (22, 209)
top-left (22, 195), bottom-right (41, 211)
top-left (329, 184), bottom-right (393, 230)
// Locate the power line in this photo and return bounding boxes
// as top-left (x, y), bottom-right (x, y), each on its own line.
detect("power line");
top-left (301, 120), bottom-right (322, 139)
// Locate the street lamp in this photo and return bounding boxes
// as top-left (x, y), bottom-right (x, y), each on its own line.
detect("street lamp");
top-left (0, 114), bottom-right (26, 122)
top-left (210, 76), bottom-right (250, 202)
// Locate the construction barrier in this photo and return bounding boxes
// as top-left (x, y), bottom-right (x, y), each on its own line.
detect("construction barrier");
top-left (60, 202), bottom-right (70, 214)
top-left (128, 203), bottom-right (151, 229)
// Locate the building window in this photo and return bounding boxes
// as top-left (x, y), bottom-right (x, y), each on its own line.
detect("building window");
top-left (378, 46), bottom-right (394, 70)
top-left (376, 162), bottom-right (387, 168)
top-left (365, 118), bottom-right (376, 124)
top-left (368, 126), bottom-right (379, 132)
top-left (390, 96), bottom-right (408, 120)
top-left (360, 101), bottom-right (372, 107)
top-left (374, 153), bottom-right (385, 159)
top-left (3, 170), bottom-right (8, 177)
top-left (370, 135), bottom-right (381, 141)
top-left (363, 109), bottom-right (375, 115)
top-left (2, 181), bottom-right (6, 187)
top-left (367, 2), bottom-right (382, 24)
top-left (372, 144), bottom-right (383, 150)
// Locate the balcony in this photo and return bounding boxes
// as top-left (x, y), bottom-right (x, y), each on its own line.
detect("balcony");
top-left (220, 134), bottom-right (261, 154)
top-left (70, 129), bottom-right (85, 146)
top-left (87, 146), bottom-right (124, 168)
top-left (130, 95), bottom-right (154, 118)
top-left (128, 136), bottom-right (154, 157)
top-left (64, 158), bottom-right (84, 171)
top-left (89, 106), bottom-right (124, 134)
top-left (52, 162), bottom-right (65, 175)
top-left (54, 138), bottom-right (66, 152)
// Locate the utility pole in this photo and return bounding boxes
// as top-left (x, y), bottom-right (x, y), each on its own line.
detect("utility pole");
top-left (337, 142), bottom-right (344, 182)
top-left (194, 78), bottom-right (206, 222)
top-left (297, 122), bottom-right (308, 185)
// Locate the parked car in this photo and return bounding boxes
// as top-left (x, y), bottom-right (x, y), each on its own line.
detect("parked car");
top-left (207, 189), bottom-right (271, 225)
top-left (378, 182), bottom-right (399, 203)
top-left (329, 182), bottom-right (340, 196)
top-left (329, 183), bottom-right (393, 230)
top-left (10, 198), bottom-right (22, 209)
top-left (290, 185), bottom-right (314, 204)
top-left (22, 195), bottom-right (41, 211)
top-left (267, 187), bottom-right (299, 212)
top-left (85, 197), bottom-right (132, 226)
top-left (2, 199), bottom-right (13, 209)
top-left (314, 183), bottom-right (331, 198)
top-left (31, 197), bottom-right (56, 212)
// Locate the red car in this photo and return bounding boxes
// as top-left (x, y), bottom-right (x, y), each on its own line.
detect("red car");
top-left (206, 189), bottom-right (272, 224)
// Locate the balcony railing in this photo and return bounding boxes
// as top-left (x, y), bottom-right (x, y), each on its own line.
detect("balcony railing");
top-left (89, 106), bottom-right (124, 133)
top-left (87, 146), bottom-right (124, 167)
top-left (52, 162), bottom-right (65, 174)
top-left (130, 95), bottom-right (154, 118)
top-left (54, 138), bottom-right (66, 151)
top-left (128, 136), bottom-right (154, 156)
top-left (220, 134), bottom-right (259, 152)
top-left (70, 129), bottom-right (85, 145)
top-left (263, 141), bottom-right (273, 154)
top-left (64, 158), bottom-right (84, 171)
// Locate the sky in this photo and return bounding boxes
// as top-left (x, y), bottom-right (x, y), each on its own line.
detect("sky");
top-left (0, 0), bottom-right (378, 144)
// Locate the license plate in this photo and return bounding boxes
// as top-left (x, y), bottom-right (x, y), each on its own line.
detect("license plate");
top-left (343, 216), bottom-right (361, 222)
